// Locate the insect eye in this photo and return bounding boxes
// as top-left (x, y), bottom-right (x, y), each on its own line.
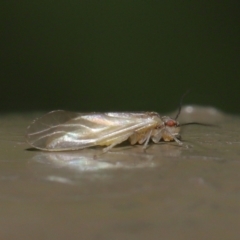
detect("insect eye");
top-left (165, 119), bottom-right (177, 127)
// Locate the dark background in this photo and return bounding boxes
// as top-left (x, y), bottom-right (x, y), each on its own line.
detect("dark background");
top-left (1, 1), bottom-right (240, 114)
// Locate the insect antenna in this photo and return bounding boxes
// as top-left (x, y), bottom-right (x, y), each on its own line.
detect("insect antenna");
top-left (180, 122), bottom-right (218, 127)
top-left (174, 90), bottom-right (218, 127)
top-left (175, 89), bottom-right (191, 120)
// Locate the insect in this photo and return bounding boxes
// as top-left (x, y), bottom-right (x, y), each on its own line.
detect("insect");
top-left (26, 110), bottom-right (182, 152)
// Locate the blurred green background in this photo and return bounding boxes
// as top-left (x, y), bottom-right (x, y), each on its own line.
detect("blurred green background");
top-left (1, 1), bottom-right (239, 114)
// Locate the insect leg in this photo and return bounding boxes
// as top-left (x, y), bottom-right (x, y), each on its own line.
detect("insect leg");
top-left (130, 124), bottom-right (157, 145)
top-left (165, 130), bottom-right (182, 145)
top-left (102, 133), bottom-right (133, 153)
top-left (151, 131), bottom-right (162, 143)
top-left (154, 128), bottom-right (182, 145)
top-left (172, 135), bottom-right (183, 145)
top-left (143, 130), bottom-right (153, 149)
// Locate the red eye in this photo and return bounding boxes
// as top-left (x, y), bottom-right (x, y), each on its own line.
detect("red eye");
top-left (165, 119), bottom-right (176, 127)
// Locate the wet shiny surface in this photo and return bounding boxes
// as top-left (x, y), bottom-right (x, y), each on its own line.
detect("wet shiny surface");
top-left (0, 107), bottom-right (240, 240)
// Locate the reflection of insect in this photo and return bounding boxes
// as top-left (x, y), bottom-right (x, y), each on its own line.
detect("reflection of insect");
top-left (26, 111), bottom-right (182, 152)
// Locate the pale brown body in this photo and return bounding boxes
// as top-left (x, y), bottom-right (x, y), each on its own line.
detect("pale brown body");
top-left (26, 111), bottom-right (181, 152)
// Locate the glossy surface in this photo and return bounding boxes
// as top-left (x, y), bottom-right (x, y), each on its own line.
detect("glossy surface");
top-left (0, 106), bottom-right (240, 240)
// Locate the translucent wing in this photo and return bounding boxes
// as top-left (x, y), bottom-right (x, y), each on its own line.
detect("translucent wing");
top-left (26, 110), bottom-right (159, 151)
